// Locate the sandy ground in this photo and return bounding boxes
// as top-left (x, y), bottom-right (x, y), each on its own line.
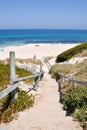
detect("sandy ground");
top-left (6, 66), bottom-right (82, 130)
top-left (0, 43), bottom-right (78, 60)
top-left (0, 43), bottom-right (83, 130)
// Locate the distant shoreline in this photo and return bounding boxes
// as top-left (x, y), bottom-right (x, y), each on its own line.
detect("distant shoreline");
top-left (0, 42), bottom-right (80, 48)
top-left (0, 29), bottom-right (87, 47)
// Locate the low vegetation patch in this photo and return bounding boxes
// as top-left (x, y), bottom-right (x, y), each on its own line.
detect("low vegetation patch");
top-left (63, 85), bottom-right (87, 112)
top-left (75, 50), bottom-right (87, 57)
top-left (0, 58), bottom-right (42, 65)
top-left (0, 64), bottom-right (34, 123)
top-left (63, 85), bottom-right (87, 128)
top-left (56, 42), bottom-right (87, 62)
top-left (43, 56), bottom-right (53, 63)
top-left (49, 58), bottom-right (87, 128)
top-left (0, 90), bottom-right (34, 123)
top-left (49, 63), bottom-right (73, 78)
top-left (16, 58), bottom-right (42, 65)
top-left (74, 60), bottom-right (87, 81)
top-left (0, 64), bottom-right (33, 91)
top-left (50, 59), bottom-right (87, 81)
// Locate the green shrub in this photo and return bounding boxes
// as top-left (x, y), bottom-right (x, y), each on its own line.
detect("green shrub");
top-left (63, 86), bottom-right (87, 113)
top-left (73, 107), bottom-right (87, 128)
top-left (73, 107), bottom-right (87, 122)
top-left (56, 42), bottom-right (87, 62)
top-left (0, 90), bottom-right (34, 123)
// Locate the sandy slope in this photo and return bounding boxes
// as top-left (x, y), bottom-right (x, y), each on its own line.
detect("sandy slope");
top-left (6, 63), bottom-right (82, 130)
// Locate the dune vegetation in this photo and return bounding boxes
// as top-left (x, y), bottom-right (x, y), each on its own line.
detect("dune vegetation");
top-left (0, 64), bottom-right (34, 123)
top-left (56, 42), bottom-right (87, 62)
top-left (50, 44), bottom-right (87, 128)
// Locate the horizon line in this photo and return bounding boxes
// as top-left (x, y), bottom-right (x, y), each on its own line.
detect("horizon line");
top-left (0, 28), bottom-right (87, 30)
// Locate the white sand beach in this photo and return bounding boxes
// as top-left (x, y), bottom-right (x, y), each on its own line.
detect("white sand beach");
top-left (0, 43), bottom-right (83, 130)
top-left (0, 43), bottom-right (78, 60)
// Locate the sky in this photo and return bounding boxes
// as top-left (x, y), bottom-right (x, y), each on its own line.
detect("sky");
top-left (0, 0), bottom-right (87, 29)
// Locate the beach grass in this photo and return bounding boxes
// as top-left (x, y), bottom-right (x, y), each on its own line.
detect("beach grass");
top-left (75, 49), bottom-right (87, 57)
top-left (49, 59), bottom-right (87, 81)
top-left (16, 58), bottom-right (42, 65)
top-left (49, 63), bottom-right (73, 78)
top-left (74, 59), bottom-right (87, 81)
top-left (0, 64), bottom-right (34, 92)
top-left (0, 58), bottom-right (42, 65)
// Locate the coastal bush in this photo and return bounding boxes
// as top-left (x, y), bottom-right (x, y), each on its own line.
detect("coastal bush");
top-left (73, 107), bottom-right (87, 123)
top-left (63, 86), bottom-right (87, 113)
top-left (0, 64), bottom-right (33, 91)
top-left (0, 90), bottom-right (34, 123)
top-left (73, 107), bottom-right (87, 128)
top-left (56, 42), bottom-right (87, 62)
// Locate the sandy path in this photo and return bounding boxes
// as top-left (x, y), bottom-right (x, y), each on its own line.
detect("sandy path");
top-left (5, 63), bottom-right (82, 130)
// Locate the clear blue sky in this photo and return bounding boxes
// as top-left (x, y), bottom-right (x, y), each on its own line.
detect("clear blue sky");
top-left (0, 0), bottom-right (87, 29)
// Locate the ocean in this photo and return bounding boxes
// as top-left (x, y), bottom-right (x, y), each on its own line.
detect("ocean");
top-left (0, 29), bottom-right (87, 47)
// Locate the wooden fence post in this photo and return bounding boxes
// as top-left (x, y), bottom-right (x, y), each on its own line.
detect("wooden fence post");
top-left (71, 77), bottom-right (76, 89)
top-left (9, 51), bottom-right (18, 99)
top-left (58, 81), bottom-right (61, 92)
top-left (39, 65), bottom-right (44, 81)
top-left (34, 76), bottom-right (39, 90)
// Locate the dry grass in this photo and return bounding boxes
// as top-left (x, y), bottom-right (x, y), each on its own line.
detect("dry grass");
top-left (74, 59), bottom-right (87, 80)
top-left (50, 58), bottom-right (87, 81)
top-left (75, 50), bottom-right (87, 57)
top-left (43, 56), bottom-right (53, 63)
top-left (16, 58), bottom-right (42, 65)
top-left (0, 64), bottom-right (33, 92)
top-left (0, 58), bottom-right (42, 65)
top-left (0, 58), bottom-right (9, 64)
top-left (49, 63), bottom-right (74, 78)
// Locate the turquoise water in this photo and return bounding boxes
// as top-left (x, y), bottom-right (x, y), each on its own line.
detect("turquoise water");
top-left (0, 29), bottom-right (87, 47)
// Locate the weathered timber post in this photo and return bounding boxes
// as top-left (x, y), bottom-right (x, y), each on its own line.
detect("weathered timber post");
top-left (39, 65), bottom-right (44, 81)
top-left (9, 51), bottom-right (18, 99)
top-left (58, 81), bottom-right (61, 92)
top-left (34, 75), bottom-right (39, 90)
top-left (71, 77), bottom-right (76, 89)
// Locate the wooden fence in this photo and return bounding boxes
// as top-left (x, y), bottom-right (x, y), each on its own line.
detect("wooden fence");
top-left (0, 51), bottom-right (44, 100)
top-left (58, 74), bottom-right (87, 88)
top-left (57, 73), bottom-right (87, 102)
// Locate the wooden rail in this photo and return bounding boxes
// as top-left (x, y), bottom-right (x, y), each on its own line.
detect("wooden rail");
top-left (0, 52), bottom-right (44, 100)
top-left (57, 73), bottom-right (87, 102)
top-left (59, 74), bottom-right (87, 86)
top-left (69, 78), bottom-right (87, 86)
